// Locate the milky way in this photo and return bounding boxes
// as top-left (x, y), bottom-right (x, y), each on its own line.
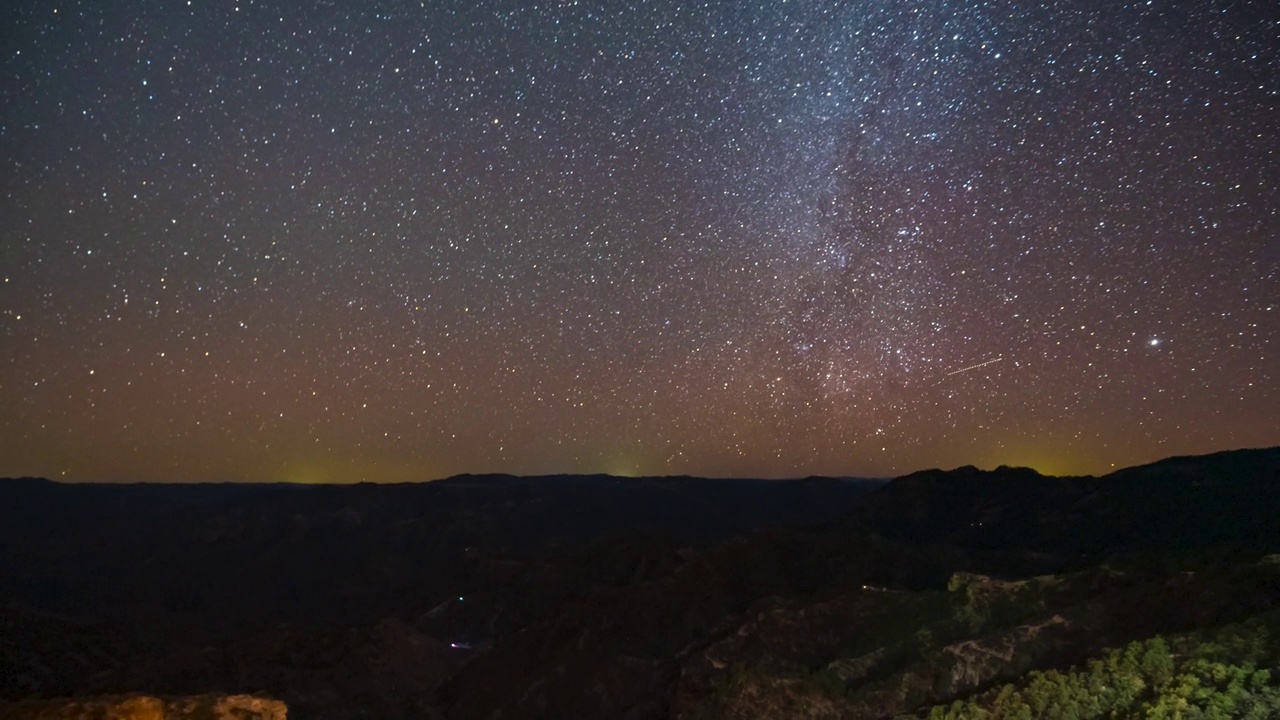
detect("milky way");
top-left (2, 0), bottom-right (1276, 482)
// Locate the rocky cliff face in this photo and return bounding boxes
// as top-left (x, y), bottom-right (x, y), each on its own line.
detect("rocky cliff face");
top-left (0, 694), bottom-right (286, 720)
top-left (673, 558), bottom-right (1280, 719)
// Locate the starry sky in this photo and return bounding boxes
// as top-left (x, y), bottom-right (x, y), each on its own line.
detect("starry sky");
top-left (2, 0), bottom-right (1276, 483)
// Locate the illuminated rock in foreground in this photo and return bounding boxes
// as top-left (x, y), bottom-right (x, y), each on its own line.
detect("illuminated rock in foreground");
top-left (0, 694), bottom-right (287, 720)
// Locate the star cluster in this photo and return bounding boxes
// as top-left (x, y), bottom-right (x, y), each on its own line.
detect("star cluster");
top-left (2, 0), bottom-right (1276, 482)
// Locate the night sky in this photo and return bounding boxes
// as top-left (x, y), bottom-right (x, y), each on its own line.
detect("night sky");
top-left (2, 1), bottom-right (1276, 483)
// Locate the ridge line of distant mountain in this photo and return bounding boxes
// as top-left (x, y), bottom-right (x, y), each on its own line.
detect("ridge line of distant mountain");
top-left (0, 473), bottom-right (887, 488)
top-left (1, 445), bottom-right (1276, 487)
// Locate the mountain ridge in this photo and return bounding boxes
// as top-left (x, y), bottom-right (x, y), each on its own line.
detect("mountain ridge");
top-left (2, 446), bottom-right (1278, 719)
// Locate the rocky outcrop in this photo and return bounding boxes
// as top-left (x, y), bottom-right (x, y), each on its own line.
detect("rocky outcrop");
top-left (0, 694), bottom-right (286, 719)
top-left (942, 614), bottom-right (1070, 692)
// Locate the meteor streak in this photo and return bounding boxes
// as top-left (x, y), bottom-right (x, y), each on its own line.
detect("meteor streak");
top-left (945, 357), bottom-right (1004, 376)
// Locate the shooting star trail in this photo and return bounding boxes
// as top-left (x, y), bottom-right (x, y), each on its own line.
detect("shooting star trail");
top-left (945, 357), bottom-right (1004, 376)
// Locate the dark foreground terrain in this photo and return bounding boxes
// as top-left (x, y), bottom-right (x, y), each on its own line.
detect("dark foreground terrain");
top-left (2, 448), bottom-right (1279, 718)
